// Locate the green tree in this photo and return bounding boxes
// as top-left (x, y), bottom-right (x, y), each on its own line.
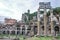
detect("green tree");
top-left (53, 7), bottom-right (60, 15)
top-left (47, 7), bottom-right (60, 16)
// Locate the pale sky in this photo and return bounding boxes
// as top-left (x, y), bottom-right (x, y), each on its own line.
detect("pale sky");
top-left (0, 0), bottom-right (60, 20)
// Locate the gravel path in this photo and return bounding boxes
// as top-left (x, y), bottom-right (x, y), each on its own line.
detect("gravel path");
top-left (0, 38), bottom-right (12, 40)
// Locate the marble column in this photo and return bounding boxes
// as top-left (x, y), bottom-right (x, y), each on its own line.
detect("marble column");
top-left (44, 8), bottom-right (47, 36)
top-left (9, 30), bottom-right (11, 38)
top-left (15, 30), bottom-right (17, 35)
top-left (25, 25), bottom-right (28, 35)
top-left (9, 30), bottom-right (11, 34)
top-left (20, 26), bottom-right (22, 34)
top-left (59, 14), bottom-right (60, 34)
top-left (37, 8), bottom-right (40, 36)
top-left (50, 9), bottom-right (54, 36)
top-left (31, 25), bottom-right (34, 36)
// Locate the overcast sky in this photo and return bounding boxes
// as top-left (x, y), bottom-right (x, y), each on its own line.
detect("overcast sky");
top-left (0, 0), bottom-right (60, 20)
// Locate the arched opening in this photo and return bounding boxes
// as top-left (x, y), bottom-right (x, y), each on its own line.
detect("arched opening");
top-left (54, 26), bottom-right (59, 36)
top-left (11, 31), bottom-right (15, 35)
top-left (41, 26), bottom-right (44, 35)
top-left (17, 31), bottom-right (20, 35)
top-left (22, 26), bottom-right (25, 35)
top-left (17, 27), bottom-right (20, 30)
top-left (42, 26), bottom-right (44, 31)
top-left (26, 26), bottom-right (31, 36)
top-left (48, 26), bottom-right (51, 34)
top-left (7, 31), bottom-right (9, 34)
top-left (34, 26), bottom-right (37, 35)
top-left (3, 31), bottom-right (6, 34)
top-left (48, 26), bottom-right (51, 35)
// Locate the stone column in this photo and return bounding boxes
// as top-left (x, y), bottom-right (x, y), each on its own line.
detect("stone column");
top-left (31, 25), bottom-right (34, 36)
top-left (44, 8), bottom-right (47, 36)
top-left (41, 26), bottom-right (44, 36)
top-left (37, 8), bottom-right (40, 36)
top-left (20, 26), bottom-right (22, 34)
top-left (9, 30), bottom-right (11, 34)
top-left (9, 30), bottom-right (11, 38)
top-left (51, 20), bottom-right (54, 36)
top-left (15, 30), bottom-right (17, 35)
top-left (50, 9), bottom-right (54, 36)
top-left (25, 25), bottom-right (28, 35)
top-left (59, 13), bottom-right (60, 34)
top-left (15, 27), bottom-right (17, 35)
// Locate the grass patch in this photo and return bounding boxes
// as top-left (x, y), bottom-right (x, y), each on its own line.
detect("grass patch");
top-left (0, 34), bottom-right (60, 40)
top-left (26, 36), bottom-right (53, 40)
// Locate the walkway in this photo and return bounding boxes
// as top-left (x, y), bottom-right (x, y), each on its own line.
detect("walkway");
top-left (0, 38), bottom-right (12, 40)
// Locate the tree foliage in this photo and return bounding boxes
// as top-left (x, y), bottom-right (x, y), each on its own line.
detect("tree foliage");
top-left (47, 7), bottom-right (60, 16)
top-left (53, 7), bottom-right (60, 15)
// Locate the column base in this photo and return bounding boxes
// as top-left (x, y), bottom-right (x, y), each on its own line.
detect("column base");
top-left (36, 33), bottom-right (40, 37)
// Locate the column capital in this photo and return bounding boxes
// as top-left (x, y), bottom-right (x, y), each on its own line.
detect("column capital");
top-left (44, 8), bottom-right (46, 15)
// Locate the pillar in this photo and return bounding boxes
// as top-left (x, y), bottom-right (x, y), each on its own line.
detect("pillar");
top-left (9, 30), bottom-right (11, 34)
top-left (59, 13), bottom-right (60, 34)
top-left (44, 8), bottom-right (47, 36)
top-left (37, 8), bottom-right (40, 36)
top-left (20, 26), bottom-right (22, 34)
top-left (51, 20), bottom-right (54, 36)
top-left (9, 30), bottom-right (11, 38)
top-left (31, 25), bottom-right (34, 36)
top-left (15, 30), bottom-right (17, 35)
top-left (41, 26), bottom-right (44, 36)
top-left (50, 9), bottom-right (54, 36)
top-left (25, 25), bottom-right (28, 35)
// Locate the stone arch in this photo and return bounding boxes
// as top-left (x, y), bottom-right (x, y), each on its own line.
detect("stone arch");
top-left (54, 26), bottom-right (59, 31)
top-left (54, 26), bottom-right (59, 36)
top-left (3, 31), bottom-right (6, 34)
top-left (22, 26), bottom-right (25, 35)
top-left (41, 25), bottom-right (44, 35)
top-left (47, 26), bottom-right (51, 35)
top-left (11, 30), bottom-right (15, 35)
top-left (34, 26), bottom-right (37, 35)
top-left (41, 25), bottom-right (44, 31)
top-left (7, 31), bottom-right (9, 34)
top-left (17, 31), bottom-right (20, 35)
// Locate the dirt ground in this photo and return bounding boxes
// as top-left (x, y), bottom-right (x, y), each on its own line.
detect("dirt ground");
top-left (0, 38), bottom-right (12, 40)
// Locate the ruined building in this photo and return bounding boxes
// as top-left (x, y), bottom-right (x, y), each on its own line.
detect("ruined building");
top-left (0, 2), bottom-right (60, 36)
top-left (22, 2), bottom-right (60, 36)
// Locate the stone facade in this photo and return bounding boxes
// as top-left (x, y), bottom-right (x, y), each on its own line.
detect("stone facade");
top-left (4, 18), bottom-right (17, 25)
